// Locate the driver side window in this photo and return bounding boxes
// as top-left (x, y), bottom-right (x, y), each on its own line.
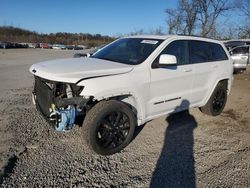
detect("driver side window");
top-left (153, 40), bottom-right (189, 67)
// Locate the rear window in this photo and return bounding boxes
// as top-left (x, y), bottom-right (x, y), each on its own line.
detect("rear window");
top-left (231, 46), bottom-right (249, 55)
top-left (190, 41), bottom-right (228, 64)
top-left (209, 43), bottom-right (228, 61)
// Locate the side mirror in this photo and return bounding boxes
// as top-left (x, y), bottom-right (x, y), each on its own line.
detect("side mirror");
top-left (159, 54), bottom-right (177, 65)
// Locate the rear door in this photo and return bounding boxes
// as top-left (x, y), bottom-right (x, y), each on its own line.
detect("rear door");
top-left (189, 41), bottom-right (229, 105)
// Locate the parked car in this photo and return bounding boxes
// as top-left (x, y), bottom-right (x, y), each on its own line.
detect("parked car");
top-left (229, 45), bottom-right (250, 73)
top-left (40, 43), bottom-right (52, 49)
top-left (0, 42), bottom-right (7, 48)
top-left (28, 43), bottom-right (38, 48)
top-left (224, 39), bottom-right (250, 51)
top-left (73, 44), bottom-right (105, 58)
top-left (52, 44), bottom-right (66, 50)
top-left (29, 35), bottom-right (233, 155)
top-left (66, 45), bottom-right (75, 50)
top-left (74, 46), bottom-right (84, 50)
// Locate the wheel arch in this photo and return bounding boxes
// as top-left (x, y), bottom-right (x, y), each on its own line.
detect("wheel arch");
top-left (201, 78), bottom-right (230, 107)
top-left (94, 93), bottom-right (145, 126)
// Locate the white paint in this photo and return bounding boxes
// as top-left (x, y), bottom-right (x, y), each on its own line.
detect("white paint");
top-left (30, 35), bottom-right (233, 125)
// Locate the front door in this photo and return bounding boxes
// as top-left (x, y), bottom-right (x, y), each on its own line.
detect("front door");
top-left (147, 40), bottom-right (194, 118)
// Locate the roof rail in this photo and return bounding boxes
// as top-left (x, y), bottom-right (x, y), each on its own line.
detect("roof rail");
top-left (177, 34), bottom-right (216, 40)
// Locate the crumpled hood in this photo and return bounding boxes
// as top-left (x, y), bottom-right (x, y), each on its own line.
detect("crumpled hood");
top-left (29, 57), bottom-right (134, 83)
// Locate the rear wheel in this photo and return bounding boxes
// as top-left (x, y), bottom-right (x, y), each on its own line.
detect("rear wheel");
top-left (199, 82), bottom-right (227, 116)
top-left (83, 100), bottom-right (136, 155)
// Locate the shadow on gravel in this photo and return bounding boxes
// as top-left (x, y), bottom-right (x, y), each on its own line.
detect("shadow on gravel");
top-left (0, 155), bottom-right (18, 184)
top-left (133, 123), bottom-right (146, 140)
top-left (150, 100), bottom-right (197, 188)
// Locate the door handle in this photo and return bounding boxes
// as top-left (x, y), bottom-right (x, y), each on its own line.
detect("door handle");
top-left (183, 69), bottom-right (192, 72)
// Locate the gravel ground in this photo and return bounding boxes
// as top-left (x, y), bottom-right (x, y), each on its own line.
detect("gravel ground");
top-left (0, 49), bottom-right (249, 187)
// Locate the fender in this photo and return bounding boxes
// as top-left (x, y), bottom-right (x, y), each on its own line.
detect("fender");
top-left (201, 77), bottom-right (230, 106)
top-left (95, 93), bottom-right (145, 126)
top-left (77, 74), bottom-right (149, 126)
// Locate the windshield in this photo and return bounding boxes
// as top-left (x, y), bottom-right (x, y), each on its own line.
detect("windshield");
top-left (92, 38), bottom-right (163, 65)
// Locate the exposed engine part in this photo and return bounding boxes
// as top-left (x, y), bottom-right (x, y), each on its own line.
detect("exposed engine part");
top-left (33, 76), bottom-right (90, 132)
top-left (66, 84), bottom-right (73, 98)
top-left (55, 97), bottom-right (89, 108)
top-left (49, 104), bottom-right (76, 131)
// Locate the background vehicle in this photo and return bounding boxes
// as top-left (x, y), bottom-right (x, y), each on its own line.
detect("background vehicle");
top-left (66, 45), bottom-right (75, 50)
top-left (0, 42), bottom-right (7, 48)
top-left (30, 35), bottom-right (233, 155)
top-left (224, 39), bottom-right (250, 51)
top-left (229, 45), bottom-right (250, 73)
top-left (52, 44), bottom-right (66, 50)
top-left (40, 43), bottom-right (52, 49)
top-left (28, 43), bottom-right (37, 48)
top-left (73, 46), bottom-right (84, 50)
top-left (73, 44), bottom-right (105, 58)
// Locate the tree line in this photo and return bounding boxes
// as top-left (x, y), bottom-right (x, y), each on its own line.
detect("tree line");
top-left (0, 26), bottom-right (115, 47)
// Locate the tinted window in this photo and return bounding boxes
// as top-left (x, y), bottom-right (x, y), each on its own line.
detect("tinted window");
top-left (154, 40), bottom-right (189, 65)
top-left (209, 43), bottom-right (228, 61)
top-left (231, 46), bottom-right (249, 55)
top-left (190, 41), bottom-right (212, 63)
top-left (224, 41), bottom-right (245, 48)
top-left (92, 38), bottom-right (163, 65)
top-left (190, 41), bottom-right (228, 63)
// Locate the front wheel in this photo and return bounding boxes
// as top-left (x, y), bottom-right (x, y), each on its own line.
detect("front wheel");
top-left (199, 82), bottom-right (227, 116)
top-left (83, 100), bottom-right (136, 155)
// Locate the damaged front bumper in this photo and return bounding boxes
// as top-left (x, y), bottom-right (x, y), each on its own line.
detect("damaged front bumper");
top-left (32, 76), bottom-right (89, 131)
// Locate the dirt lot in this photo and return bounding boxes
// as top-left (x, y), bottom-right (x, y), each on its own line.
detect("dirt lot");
top-left (0, 49), bottom-right (249, 187)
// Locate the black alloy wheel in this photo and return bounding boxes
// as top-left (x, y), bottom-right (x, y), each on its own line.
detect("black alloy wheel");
top-left (199, 82), bottom-right (227, 116)
top-left (212, 88), bottom-right (226, 113)
top-left (96, 111), bottom-right (130, 149)
top-left (83, 100), bottom-right (136, 155)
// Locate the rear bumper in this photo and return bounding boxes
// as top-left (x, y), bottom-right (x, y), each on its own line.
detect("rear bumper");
top-left (233, 63), bottom-right (247, 70)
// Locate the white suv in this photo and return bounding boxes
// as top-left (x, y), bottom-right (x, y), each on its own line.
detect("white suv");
top-left (30, 35), bottom-right (233, 155)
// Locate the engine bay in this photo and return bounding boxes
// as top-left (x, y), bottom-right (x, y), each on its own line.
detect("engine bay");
top-left (33, 76), bottom-right (89, 131)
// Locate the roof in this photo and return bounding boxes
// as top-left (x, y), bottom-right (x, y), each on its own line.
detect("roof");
top-left (125, 34), bottom-right (222, 44)
top-left (126, 35), bottom-right (174, 40)
top-left (224, 39), bottom-right (250, 43)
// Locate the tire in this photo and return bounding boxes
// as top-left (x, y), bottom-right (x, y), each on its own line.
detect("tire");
top-left (83, 100), bottom-right (136, 155)
top-left (199, 82), bottom-right (227, 116)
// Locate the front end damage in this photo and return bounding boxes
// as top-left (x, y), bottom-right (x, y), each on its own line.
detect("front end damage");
top-left (32, 76), bottom-right (90, 131)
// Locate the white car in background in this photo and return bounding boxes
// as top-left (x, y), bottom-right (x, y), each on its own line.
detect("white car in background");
top-left (229, 45), bottom-right (250, 73)
top-left (30, 35), bottom-right (233, 155)
top-left (52, 44), bottom-right (66, 50)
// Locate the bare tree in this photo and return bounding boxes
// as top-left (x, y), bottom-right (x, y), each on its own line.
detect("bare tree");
top-left (235, 0), bottom-right (250, 17)
top-left (149, 26), bottom-right (164, 35)
top-left (196, 0), bottom-right (233, 37)
top-left (166, 0), bottom-right (198, 35)
top-left (166, 9), bottom-right (183, 34)
top-left (181, 0), bottom-right (198, 34)
top-left (234, 0), bottom-right (250, 38)
top-left (166, 0), bottom-right (233, 37)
